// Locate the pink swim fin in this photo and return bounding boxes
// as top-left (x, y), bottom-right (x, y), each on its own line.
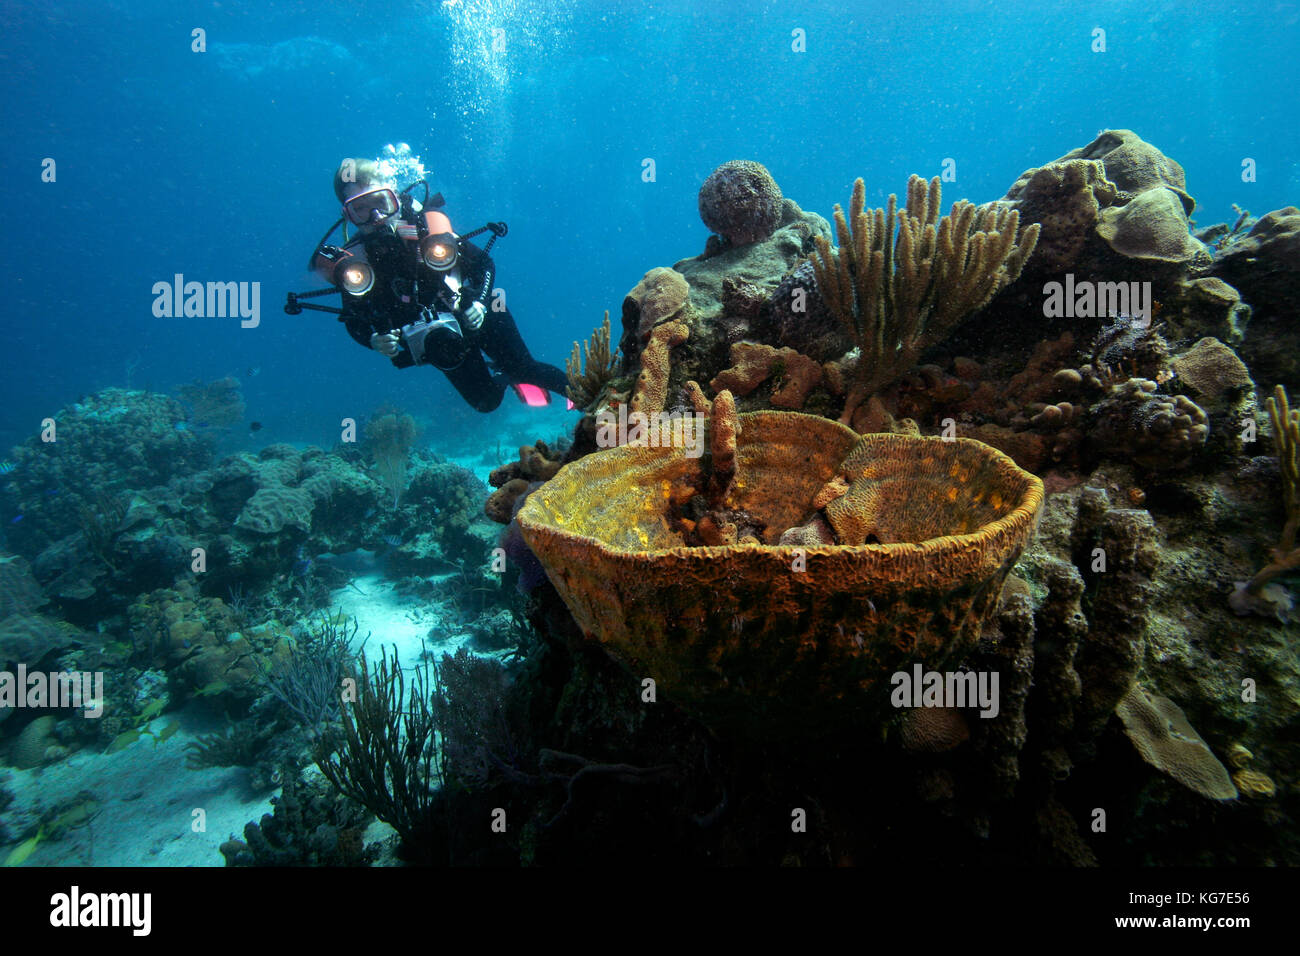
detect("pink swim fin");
top-left (511, 382), bottom-right (551, 407)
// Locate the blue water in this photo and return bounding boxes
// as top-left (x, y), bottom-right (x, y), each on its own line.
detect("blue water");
top-left (1, 0), bottom-right (1296, 455)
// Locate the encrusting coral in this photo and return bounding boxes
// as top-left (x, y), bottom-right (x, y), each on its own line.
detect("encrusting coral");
top-left (710, 343), bottom-right (824, 410)
top-left (565, 312), bottom-right (620, 412)
top-left (808, 175), bottom-right (1040, 424)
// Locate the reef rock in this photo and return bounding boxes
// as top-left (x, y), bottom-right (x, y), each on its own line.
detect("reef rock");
top-left (1212, 207), bottom-right (1300, 392)
top-left (1000, 129), bottom-right (1209, 275)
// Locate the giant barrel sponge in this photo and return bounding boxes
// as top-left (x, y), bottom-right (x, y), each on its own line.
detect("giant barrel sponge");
top-left (516, 410), bottom-right (1044, 739)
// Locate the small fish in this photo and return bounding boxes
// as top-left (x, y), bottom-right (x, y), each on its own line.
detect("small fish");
top-left (383, 534), bottom-right (402, 548)
top-left (105, 729), bottom-right (142, 754)
top-left (9, 514), bottom-right (22, 524)
top-left (246, 366), bottom-right (261, 378)
top-left (50, 799), bottom-right (101, 833)
top-left (152, 719), bottom-right (181, 746)
top-left (249, 421), bottom-right (263, 433)
top-left (195, 680), bottom-right (230, 697)
top-left (4, 826), bottom-right (44, 867)
top-left (0, 462), bottom-right (15, 475)
top-left (43, 488), bottom-right (59, 497)
top-left (137, 698), bottom-right (167, 722)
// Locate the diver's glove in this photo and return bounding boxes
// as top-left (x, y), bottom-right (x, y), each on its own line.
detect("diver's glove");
top-left (370, 331), bottom-right (401, 357)
top-left (459, 300), bottom-right (487, 332)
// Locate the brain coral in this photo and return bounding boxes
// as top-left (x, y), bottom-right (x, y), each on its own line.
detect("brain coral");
top-left (235, 486), bottom-right (314, 535)
top-left (515, 411), bottom-right (1043, 738)
top-left (698, 160), bottom-right (784, 247)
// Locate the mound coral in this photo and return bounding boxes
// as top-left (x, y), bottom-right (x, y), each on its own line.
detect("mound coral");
top-left (1001, 129), bottom-right (1204, 273)
top-left (698, 160), bottom-right (784, 247)
top-left (515, 410), bottom-right (1043, 737)
top-left (1001, 158), bottom-right (1117, 273)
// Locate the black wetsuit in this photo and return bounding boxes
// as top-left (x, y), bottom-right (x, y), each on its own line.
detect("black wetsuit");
top-left (339, 220), bottom-right (568, 412)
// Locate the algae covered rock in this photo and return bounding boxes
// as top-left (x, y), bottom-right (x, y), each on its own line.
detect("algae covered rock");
top-left (1212, 207), bottom-right (1300, 392)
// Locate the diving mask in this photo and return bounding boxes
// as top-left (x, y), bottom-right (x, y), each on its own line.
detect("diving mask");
top-left (343, 186), bottom-right (400, 226)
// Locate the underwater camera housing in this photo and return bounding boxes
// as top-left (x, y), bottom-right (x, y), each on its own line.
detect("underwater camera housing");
top-left (401, 308), bottom-right (470, 370)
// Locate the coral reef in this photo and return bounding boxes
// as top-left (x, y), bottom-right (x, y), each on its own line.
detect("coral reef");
top-left (1211, 207), bottom-right (1300, 391)
top-left (808, 175), bottom-right (1039, 422)
top-left (0, 389), bottom-right (213, 557)
top-left (485, 442), bottom-right (564, 524)
top-left (126, 580), bottom-right (293, 705)
top-left (438, 130), bottom-right (1300, 865)
top-left (220, 769), bottom-right (374, 866)
top-left (7, 126), bottom-right (1300, 868)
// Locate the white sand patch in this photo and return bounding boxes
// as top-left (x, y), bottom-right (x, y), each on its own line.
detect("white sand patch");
top-left (328, 573), bottom-right (472, 673)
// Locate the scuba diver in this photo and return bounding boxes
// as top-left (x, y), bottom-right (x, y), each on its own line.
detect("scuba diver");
top-left (289, 157), bottom-right (569, 412)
